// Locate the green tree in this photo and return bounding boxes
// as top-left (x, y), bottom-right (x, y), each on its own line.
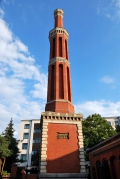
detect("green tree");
top-left (2, 119), bottom-right (20, 172)
top-left (0, 135), bottom-right (12, 175)
top-left (82, 114), bottom-right (116, 160)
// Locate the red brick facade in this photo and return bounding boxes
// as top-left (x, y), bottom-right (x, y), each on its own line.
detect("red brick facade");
top-left (45, 9), bottom-right (74, 114)
top-left (46, 123), bottom-right (80, 173)
top-left (10, 164), bottom-right (18, 178)
top-left (39, 9), bottom-right (87, 178)
top-left (88, 133), bottom-right (120, 179)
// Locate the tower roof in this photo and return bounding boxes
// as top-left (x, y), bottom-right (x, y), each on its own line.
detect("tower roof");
top-left (54, 8), bottom-right (64, 28)
top-left (54, 9), bottom-right (64, 17)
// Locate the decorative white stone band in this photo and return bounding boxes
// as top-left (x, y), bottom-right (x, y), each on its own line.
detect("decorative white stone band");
top-left (49, 27), bottom-right (69, 39)
top-left (40, 121), bottom-right (48, 173)
top-left (41, 160), bottom-right (46, 166)
top-left (41, 111), bottom-right (83, 121)
top-left (49, 57), bottom-right (70, 67)
top-left (77, 123), bottom-right (86, 173)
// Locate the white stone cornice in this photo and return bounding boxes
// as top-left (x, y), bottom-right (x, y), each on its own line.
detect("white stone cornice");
top-left (41, 111), bottom-right (83, 123)
top-left (49, 57), bottom-right (70, 67)
top-left (49, 27), bottom-right (69, 39)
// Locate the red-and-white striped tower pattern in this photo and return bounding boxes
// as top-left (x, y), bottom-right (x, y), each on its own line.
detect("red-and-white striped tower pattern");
top-left (45, 9), bottom-right (74, 114)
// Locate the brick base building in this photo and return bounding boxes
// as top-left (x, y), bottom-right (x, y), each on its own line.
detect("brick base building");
top-left (39, 112), bottom-right (86, 176)
top-left (88, 133), bottom-right (120, 179)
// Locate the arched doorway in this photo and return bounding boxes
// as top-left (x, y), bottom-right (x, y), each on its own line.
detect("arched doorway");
top-left (96, 159), bottom-right (111, 179)
top-left (92, 167), bottom-right (97, 179)
top-left (110, 156), bottom-right (119, 179)
top-left (96, 160), bottom-right (101, 179)
top-left (118, 155), bottom-right (120, 175)
top-left (102, 159), bottom-right (111, 179)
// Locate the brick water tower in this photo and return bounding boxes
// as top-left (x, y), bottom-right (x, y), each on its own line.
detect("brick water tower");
top-left (39, 9), bottom-right (87, 178)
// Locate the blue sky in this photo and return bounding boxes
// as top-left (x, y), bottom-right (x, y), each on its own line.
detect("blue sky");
top-left (0, 0), bottom-right (120, 137)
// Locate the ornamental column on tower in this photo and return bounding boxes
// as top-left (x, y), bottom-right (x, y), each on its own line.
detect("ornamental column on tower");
top-left (45, 9), bottom-right (74, 114)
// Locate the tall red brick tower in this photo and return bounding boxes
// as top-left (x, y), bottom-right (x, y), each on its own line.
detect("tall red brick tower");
top-left (45, 9), bottom-right (74, 114)
top-left (39, 9), bottom-right (87, 179)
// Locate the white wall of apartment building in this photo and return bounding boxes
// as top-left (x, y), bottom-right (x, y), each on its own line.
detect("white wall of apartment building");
top-left (18, 119), bottom-right (40, 168)
top-left (105, 116), bottom-right (120, 129)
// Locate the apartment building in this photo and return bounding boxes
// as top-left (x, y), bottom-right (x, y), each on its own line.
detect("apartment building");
top-left (18, 119), bottom-right (41, 168)
top-left (105, 116), bottom-right (120, 129)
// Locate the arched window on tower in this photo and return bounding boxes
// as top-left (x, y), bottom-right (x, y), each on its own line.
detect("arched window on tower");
top-left (59, 37), bottom-right (62, 57)
top-left (67, 67), bottom-right (71, 102)
top-left (65, 39), bottom-right (68, 60)
top-left (51, 65), bottom-right (55, 100)
top-left (52, 38), bottom-right (56, 58)
top-left (59, 64), bottom-right (64, 99)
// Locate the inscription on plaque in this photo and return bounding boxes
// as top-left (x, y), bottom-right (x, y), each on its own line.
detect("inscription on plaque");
top-left (57, 132), bottom-right (69, 139)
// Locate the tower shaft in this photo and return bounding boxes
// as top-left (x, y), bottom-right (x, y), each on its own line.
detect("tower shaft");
top-left (45, 9), bottom-right (74, 114)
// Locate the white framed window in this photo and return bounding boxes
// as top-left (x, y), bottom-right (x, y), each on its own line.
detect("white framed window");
top-left (115, 121), bottom-right (119, 126)
top-left (108, 121), bottom-right (111, 125)
top-left (22, 143), bottom-right (28, 149)
top-left (23, 133), bottom-right (29, 139)
top-left (21, 154), bottom-right (27, 161)
top-left (24, 124), bottom-right (30, 129)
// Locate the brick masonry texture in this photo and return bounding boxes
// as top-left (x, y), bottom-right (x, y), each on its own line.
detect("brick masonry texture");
top-left (45, 8), bottom-right (74, 114)
top-left (45, 100), bottom-right (74, 114)
top-left (89, 133), bottom-right (120, 179)
top-left (46, 123), bottom-right (80, 173)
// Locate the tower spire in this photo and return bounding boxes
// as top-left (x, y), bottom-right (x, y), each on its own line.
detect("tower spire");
top-left (54, 9), bottom-right (64, 28)
top-left (45, 9), bottom-right (74, 114)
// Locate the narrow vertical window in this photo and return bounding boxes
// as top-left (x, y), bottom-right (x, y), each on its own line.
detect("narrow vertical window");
top-left (59, 37), bottom-right (62, 57)
top-left (67, 67), bottom-right (71, 102)
top-left (53, 38), bottom-right (55, 58)
top-left (51, 65), bottom-right (54, 100)
top-left (50, 41), bottom-right (52, 60)
top-left (65, 40), bottom-right (68, 60)
top-left (59, 64), bottom-right (64, 99)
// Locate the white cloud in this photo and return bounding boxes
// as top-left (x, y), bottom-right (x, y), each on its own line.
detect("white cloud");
top-left (100, 76), bottom-right (115, 84)
top-left (0, 9), bottom-right (47, 137)
top-left (75, 100), bottom-right (120, 118)
top-left (15, 39), bottom-right (29, 53)
top-left (105, 13), bottom-right (111, 18)
top-left (30, 81), bottom-right (47, 100)
top-left (0, 8), bottom-right (5, 18)
top-left (0, 77), bottom-right (24, 100)
top-left (97, 0), bottom-right (120, 19)
top-left (0, 18), bottom-right (12, 42)
top-left (116, 0), bottom-right (120, 8)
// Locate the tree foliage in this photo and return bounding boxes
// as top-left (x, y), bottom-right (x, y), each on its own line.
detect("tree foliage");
top-left (0, 135), bottom-right (12, 175)
top-left (82, 114), bottom-right (116, 150)
top-left (2, 119), bottom-right (20, 172)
